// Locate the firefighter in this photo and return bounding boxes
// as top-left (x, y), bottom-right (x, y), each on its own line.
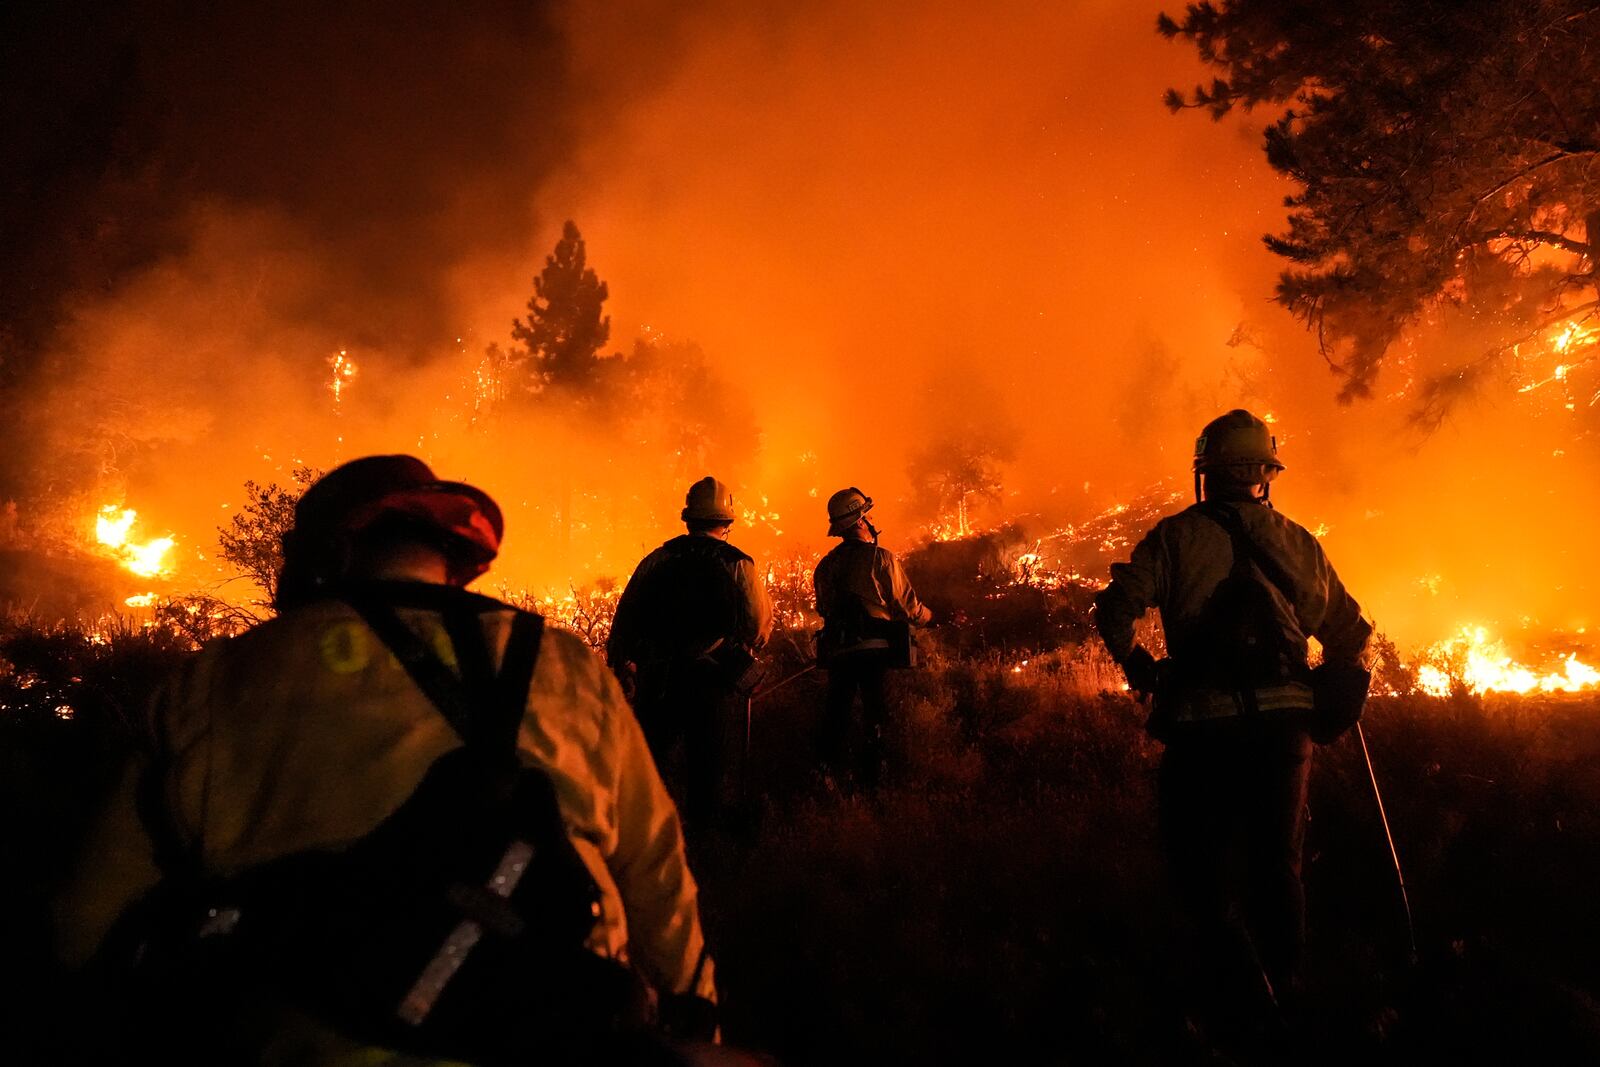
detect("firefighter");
top-left (54, 455), bottom-right (719, 1066)
top-left (1094, 410), bottom-right (1372, 1041)
top-left (812, 487), bottom-right (933, 788)
top-left (606, 477), bottom-right (773, 833)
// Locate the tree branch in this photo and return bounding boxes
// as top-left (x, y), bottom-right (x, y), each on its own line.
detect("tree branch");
top-left (1492, 299), bottom-right (1600, 360)
top-left (1478, 229), bottom-right (1593, 259)
top-left (1474, 149), bottom-right (1600, 209)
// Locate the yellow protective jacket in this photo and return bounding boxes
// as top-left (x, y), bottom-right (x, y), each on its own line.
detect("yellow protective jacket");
top-left (55, 593), bottom-right (716, 1012)
top-left (813, 540), bottom-right (932, 626)
top-left (1094, 499), bottom-right (1371, 723)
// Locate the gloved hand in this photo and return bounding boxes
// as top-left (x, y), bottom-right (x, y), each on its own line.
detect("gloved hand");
top-left (1121, 645), bottom-right (1160, 696)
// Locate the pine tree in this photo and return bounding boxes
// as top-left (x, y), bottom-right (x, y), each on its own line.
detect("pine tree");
top-left (1161, 0), bottom-right (1600, 418)
top-left (510, 220), bottom-right (611, 395)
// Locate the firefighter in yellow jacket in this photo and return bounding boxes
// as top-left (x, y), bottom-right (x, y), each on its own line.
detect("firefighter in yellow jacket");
top-left (54, 456), bottom-right (717, 1066)
top-left (813, 487), bottom-right (932, 787)
top-left (1095, 410), bottom-right (1371, 1035)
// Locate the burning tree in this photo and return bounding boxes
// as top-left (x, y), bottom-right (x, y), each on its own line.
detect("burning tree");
top-left (1159, 0), bottom-right (1600, 420)
top-left (509, 220), bottom-right (611, 396)
top-left (907, 415), bottom-right (1018, 540)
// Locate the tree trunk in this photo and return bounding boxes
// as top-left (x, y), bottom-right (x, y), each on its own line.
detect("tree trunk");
top-left (560, 466), bottom-right (572, 583)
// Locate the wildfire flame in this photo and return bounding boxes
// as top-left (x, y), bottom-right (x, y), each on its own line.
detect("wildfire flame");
top-left (328, 349), bottom-right (357, 404)
top-left (1550, 320), bottom-right (1596, 355)
top-left (929, 496), bottom-right (977, 542)
top-left (1414, 625), bottom-right (1599, 696)
top-left (95, 505), bottom-right (176, 578)
top-left (1517, 317), bottom-right (1598, 401)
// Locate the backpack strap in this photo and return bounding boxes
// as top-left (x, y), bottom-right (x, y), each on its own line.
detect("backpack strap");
top-left (137, 694), bottom-right (200, 881)
top-left (827, 541), bottom-right (880, 619)
top-left (1196, 501), bottom-right (1300, 605)
top-left (666, 535), bottom-right (749, 617)
top-left (343, 592), bottom-right (543, 767)
top-left (1193, 502), bottom-right (1306, 716)
top-left (139, 592), bottom-right (544, 876)
top-left (494, 611), bottom-right (545, 758)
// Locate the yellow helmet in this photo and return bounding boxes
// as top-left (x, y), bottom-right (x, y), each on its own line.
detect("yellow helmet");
top-left (682, 476), bottom-right (736, 523)
top-left (826, 487), bottom-right (873, 536)
top-left (1193, 409), bottom-right (1285, 472)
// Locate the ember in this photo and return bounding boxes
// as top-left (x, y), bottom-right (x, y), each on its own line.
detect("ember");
top-left (327, 350), bottom-right (358, 405)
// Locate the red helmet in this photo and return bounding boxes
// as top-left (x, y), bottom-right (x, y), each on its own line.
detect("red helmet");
top-left (280, 455), bottom-right (503, 604)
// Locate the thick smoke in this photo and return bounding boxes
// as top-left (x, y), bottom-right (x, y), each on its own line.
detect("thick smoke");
top-left (1, 0), bottom-right (575, 493)
top-left (2, 0), bottom-right (1593, 649)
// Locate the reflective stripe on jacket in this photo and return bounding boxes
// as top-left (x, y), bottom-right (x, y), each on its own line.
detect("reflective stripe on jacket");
top-left (1094, 499), bottom-right (1371, 722)
top-left (55, 599), bottom-right (715, 1007)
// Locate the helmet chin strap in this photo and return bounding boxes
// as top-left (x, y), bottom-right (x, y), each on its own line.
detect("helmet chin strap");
top-left (1195, 469), bottom-right (1276, 507)
top-left (864, 517), bottom-right (880, 544)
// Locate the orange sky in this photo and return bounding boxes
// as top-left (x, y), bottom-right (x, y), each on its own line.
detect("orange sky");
top-left (32, 0), bottom-right (1596, 651)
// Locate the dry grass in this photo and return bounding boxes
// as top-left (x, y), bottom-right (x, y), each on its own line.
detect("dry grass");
top-left (707, 652), bottom-right (1600, 1065)
top-left (5, 609), bottom-right (1600, 1064)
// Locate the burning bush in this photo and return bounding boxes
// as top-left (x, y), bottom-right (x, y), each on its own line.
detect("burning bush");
top-left (0, 608), bottom-right (196, 733)
top-left (502, 580), bottom-right (623, 653)
top-left (903, 523), bottom-right (1098, 655)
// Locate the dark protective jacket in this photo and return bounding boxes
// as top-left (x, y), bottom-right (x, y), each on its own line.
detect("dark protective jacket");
top-left (813, 539), bottom-right (932, 627)
top-left (607, 534), bottom-right (773, 670)
top-left (1094, 499), bottom-right (1371, 724)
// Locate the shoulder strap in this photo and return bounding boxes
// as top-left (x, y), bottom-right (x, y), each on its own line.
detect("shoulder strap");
top-left (1196, 502), bottom-right (1300, 605)
top-left (344, 593), bottom-right (543, 770)
top-left (824, 542), bottom-right (877, 619)
top-left (656, 536), bottom-right (746, 624)
top-left (136, 598), bottom-right (545, 881)
top-left (495, 611), bottom-right (544, 757)
top-left (863, 545), bottom-right (888, 612)
top-left (138, 699), bottom-right (196, 879)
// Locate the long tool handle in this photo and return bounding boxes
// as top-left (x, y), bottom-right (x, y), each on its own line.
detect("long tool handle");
top-left (752, 665), bottom-right (816, 702)
top-left (1357, 722), bottom-right (1418, 962)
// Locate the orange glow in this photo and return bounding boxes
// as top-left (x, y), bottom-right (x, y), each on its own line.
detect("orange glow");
top-left (95, 506), bottom-right (176, 578)
top-left (1414, 626), bottom-right (1599, 696)
top-left (1517, 317), bottom-right (1597, 396)
top-left (12, 4), bottom-right (1592, 673)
